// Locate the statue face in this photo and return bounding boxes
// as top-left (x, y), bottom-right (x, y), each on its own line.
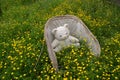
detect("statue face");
top-left (55, 27), bottom-right (70, 40)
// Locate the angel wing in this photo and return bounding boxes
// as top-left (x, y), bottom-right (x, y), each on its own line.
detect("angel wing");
top-left (44, 15), bottom-right (101, 71)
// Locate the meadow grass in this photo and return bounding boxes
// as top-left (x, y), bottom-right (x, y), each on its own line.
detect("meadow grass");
top-left (0, 0), bottom-right (120, 80)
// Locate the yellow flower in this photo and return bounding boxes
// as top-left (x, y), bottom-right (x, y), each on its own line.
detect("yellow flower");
top-left (65, 66), bottom-right (68, 69)
top-left (2, 76), bottom-right (5, 79)
top-left (17, 67), bottom-right (20, 70)
top-left (66, 72), bottom-right (69, 76)
top-left (37, 76), bottom-right (41, 79)
top-left (11, 72), bottom-right (14, 75)
top-left (4, 66), bottom-right (7, 68)
top-left (19, 52), bottom-right (23, 55)
top-left (96, 75), bottom-right (99, 78)
top-left (63, 77), bottom-right (68, 80)
top-left (12, 43), bottom-right (16, 47)
top-left (20, 75), bottom-right (22, 78)
top-left (0, 62), bottom-right (3, 69)
top-left (115, 77), bottom-right (118, 80)
top-left (33, 69), bottom-right (36, 72)
top-left (23, 74), bottom-right (26, 77)
top-left (4, 72), bottom-right (7, 74)
top-left (86, 77), bottom-right (89, 80)
top-left (13, 67), bottom-right (16, 70)
top-left (7, 56), bottom-right (12, 59)
top-left (73, 59), bottom-right (77, 62)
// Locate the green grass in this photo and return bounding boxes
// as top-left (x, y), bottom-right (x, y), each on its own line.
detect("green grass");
top-left (0, 0), bottom-right (120, 80)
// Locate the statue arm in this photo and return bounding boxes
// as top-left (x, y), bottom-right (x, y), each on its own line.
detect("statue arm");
top-left (52, 39), bottom-right (59, 49)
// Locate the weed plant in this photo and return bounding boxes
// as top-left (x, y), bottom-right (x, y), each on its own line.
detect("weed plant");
top-left (0, 0), bottom-right (120, 79)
